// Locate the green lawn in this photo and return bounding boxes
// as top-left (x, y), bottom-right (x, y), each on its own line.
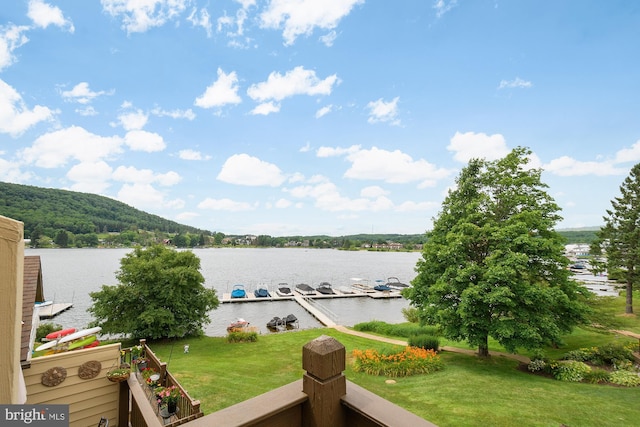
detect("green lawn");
top-left (149, 325), bottom-right (640, 427)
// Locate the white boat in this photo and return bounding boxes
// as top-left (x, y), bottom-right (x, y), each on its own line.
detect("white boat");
top-left (385, 277), bottom-right (409, 290)
top-left (276, 283), bottom-right (292, 297)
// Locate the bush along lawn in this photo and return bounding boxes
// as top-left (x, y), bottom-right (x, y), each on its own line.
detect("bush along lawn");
top-left (527, 342), bottom-right (640, 387)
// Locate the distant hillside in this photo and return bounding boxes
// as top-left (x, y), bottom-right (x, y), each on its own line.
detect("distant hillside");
top-left (0, 181), bottom-right (208, 238)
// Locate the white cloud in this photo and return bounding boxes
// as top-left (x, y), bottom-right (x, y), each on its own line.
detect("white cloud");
top-left (124, 130), bottom-right (166, 152)
top-left (187, 7), bottom-right (212, 37)
top-left (66, 161), bottom-right (112, 193)
top-left (101, 0), bottom-right (188, 34)
top-left (20, 126), bottom-right (123, 168)
top-left (112, 165), bottom-right (181, 186)
top-left (198, 197), bottom-right (256, 211)
top-left (0, 25), bottom-right (30, 71)
top-left (433, 0), bottom-right (458, 18)
top-left (176, 211), bottom-right (199, 221)
top-left (247, 66), bottom-right (339, 103)
top-left (151, 107), bottom-right (196, 120)
top-left (217, 6), bottom-right (252, 47)
top-left (395, 200), bottom-right (440, 212)
top-left (0, 157), bottom-right (32, 183)
top-left (543, 156), bottom-right (626, 177)
top-left (285, 178), bottom-right (393, 213)
top-left (117, 109), bottom-right (148, 130)
top-left (366, 97), bottom-right (400, 125)
top-left (117, 183), bottom-right (167, 208)
top-left (28, 0), bottom-right (75, 32)
top-left (319, 30), bottom-right (338, 47)
top-left (315, 104), bottom-right (333, 118)
top-left (61, 82), bottom-right (110, 104)
top-left (260, 0), bottom-right (364, 45)
top-left (614, 140), bottom-right (640, 163)
top-left (178, 149), bottom-right (210, 160)
top-left (447, 131), bottom-right (511, 162)
top-left (272, 198), bottom-right (290, 209)
top-left (344, 147), bottom-right (452, 187)
top-left (498, 77), bottom-right (532, 89)
top-left (195, 68), bottom-right (242, 109)
top-left (316, 144), bottom-right (360, 157)
top-left (0, 79), bottom-right (55, 136)
top-left (299, 142), bottom-right (311, 153)
top-left (360, 185), bottom-right (388, 198)
top-left (76, 106), bottom-right (98, 116)
top-left (217, 153), bottom-right (286, 186)
top-left (250, 101), bottom-right (280, 115)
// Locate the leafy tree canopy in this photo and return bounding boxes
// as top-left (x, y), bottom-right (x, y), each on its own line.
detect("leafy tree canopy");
top-left (591, 163), bottom-right (640, 314)
top-left (406, 147), bottom-right (589, 357)
top-left (89, 245), bottom-right (219, 339)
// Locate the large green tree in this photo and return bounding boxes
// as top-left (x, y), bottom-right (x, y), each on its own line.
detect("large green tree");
top-left (590, 163), bottom-right (640, 314)
top-left (406, 147), bottom-right (589, 357)
top-left (89, 245), bottom-right (219, 339)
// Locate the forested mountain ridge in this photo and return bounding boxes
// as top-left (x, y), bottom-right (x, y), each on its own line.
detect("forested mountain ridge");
top-left (0, 181), bottom-right (208, 239)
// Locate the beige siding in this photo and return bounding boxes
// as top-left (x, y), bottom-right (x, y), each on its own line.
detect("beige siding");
top-left (25, 343), bottom-right (123, 427)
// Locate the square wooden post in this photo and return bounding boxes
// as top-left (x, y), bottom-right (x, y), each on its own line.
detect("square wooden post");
top-left (302, 335), bottom-right (347, 427)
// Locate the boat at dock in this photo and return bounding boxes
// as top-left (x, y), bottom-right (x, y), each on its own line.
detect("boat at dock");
top-left (385, 277), bottom-right (409, 290)
top-left (316, 282), bottom-right (335, 295)
top-left (227, 318), bottom-right (249, 332)
top-left (254, 285), bottom-right (270, 298)
top-left (231, 284), bottom-right (247, 298)
top-left (351, 278), bottom-right (375, 293)
top-left (276, 283), bottom-right (292, 296)
top-left (374, 283), bottom-right (392, 292)
top-left (295, 283), bottom-right (316, 295)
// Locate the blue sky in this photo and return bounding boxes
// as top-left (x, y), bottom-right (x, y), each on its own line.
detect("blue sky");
top-left (1, 1), bottom-right (639, 236)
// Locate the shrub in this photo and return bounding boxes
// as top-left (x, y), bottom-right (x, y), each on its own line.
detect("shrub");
top-left (583, 368), bottom-right (611, 384)
top-left (609, 370), bottom-right (640, 387)
top-left (35, 322), bottom-right (63, 343)
top-left (550, 360), bottom-right (591, 382)
top-left (408, 334), bottom-right (440, 351)
top-left (527, 359), bottom-right (547, 373)
top-left (593, 343), bottom-right (635, 366)
top-left (352, 321), bottom-right (440, 338)
top-left (563, 348), bottom-right (591, 362)
top-left (352, 346), bottom-right (443, 377)
top-left (227, 330), bottom-right (258, 343)
top-left (402, 307), bottom-right (420, 323)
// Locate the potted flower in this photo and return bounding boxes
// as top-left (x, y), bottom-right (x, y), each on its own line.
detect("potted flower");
top-left (130, 345), bottom-right (148, 370)
top-left (157, 385), bottom-right (182, 414)
top-left (106, 366), bottom-right (130, 383)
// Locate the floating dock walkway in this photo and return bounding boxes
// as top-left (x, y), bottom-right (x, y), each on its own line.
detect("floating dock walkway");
top-left (38, 303), bottom-right (74, 319)
top-left (221, 287), bottom-right (402, 303)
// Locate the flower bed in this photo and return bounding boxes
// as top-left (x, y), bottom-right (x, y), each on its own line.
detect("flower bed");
top-left (352, 346), bottom-right (444, 377)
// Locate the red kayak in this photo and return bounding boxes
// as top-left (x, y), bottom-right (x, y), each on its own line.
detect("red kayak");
top-left (83, 340), bottom-right (100, 349)
top-left (45, 328), bottom-right (76, 340)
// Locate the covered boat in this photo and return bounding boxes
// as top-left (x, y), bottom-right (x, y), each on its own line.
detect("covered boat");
top-left (276, 283), bottom-right (292, 296)
top-left (295, 283), bottom-right (316, 295)
top-left (254, 285), bottom-right (270, 298)
top-left (231, 284), bottom-right (246, 298)
top-left (316, 282), bottom-right (335, 295)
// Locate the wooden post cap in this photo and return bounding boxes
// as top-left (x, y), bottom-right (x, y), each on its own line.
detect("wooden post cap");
top-left (303, 335), bottom-right (345, 380)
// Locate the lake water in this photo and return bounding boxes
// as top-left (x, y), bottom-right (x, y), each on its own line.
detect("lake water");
top-left (25, 248), bottom-right (421, 337)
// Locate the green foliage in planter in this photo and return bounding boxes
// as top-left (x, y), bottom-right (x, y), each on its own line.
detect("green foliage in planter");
top-left (550, 360), bottom-right (591, 382)
top-left (35, 322), bottom-right (63, 343)
top-left (408, 334), bottom-right (440, 351)
top-left (609, 370), bottom-right (640, 387)
top-left (227, 330), bottom-right (258, 343)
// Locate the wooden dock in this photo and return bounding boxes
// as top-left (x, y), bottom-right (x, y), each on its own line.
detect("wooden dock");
top-left (38, 303), bottom-right (73, 319)
top-left (221, 287), bottom-right (402, 303)
top-left (293, 294), bottom-right (336, 327)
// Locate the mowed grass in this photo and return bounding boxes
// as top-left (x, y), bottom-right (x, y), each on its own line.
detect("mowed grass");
top-left (149, 323), bottom-right (640, 427)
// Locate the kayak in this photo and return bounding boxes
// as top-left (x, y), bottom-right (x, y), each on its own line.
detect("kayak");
top-left (68, 335), bottom-right (97, 350)
top-left (45, 327), bottom-right (76, 340)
